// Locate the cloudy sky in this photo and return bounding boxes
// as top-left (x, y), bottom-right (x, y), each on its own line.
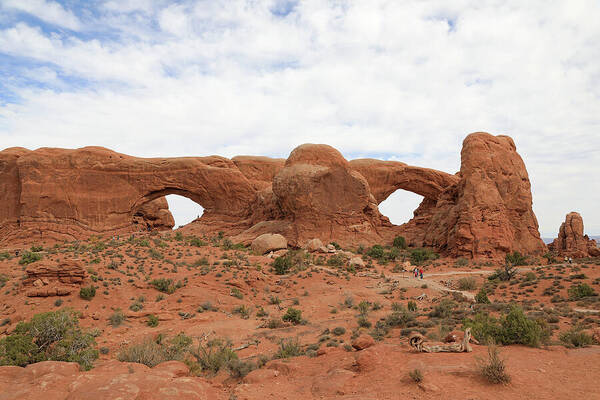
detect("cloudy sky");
top-left (0, 0), bottom-right (598, 236)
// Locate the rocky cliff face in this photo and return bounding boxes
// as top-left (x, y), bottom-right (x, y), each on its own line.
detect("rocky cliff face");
top-left (549, 212), bottom-right (599, 258)
top-left (0, 132), bottom-right (546, 258)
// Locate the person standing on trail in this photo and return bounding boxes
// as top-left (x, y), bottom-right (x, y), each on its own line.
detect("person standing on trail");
top-left (564, 256), bottom-right (568, 264)
top-left (568, 257), bottom-right (572, 264)
top-left (419, 268), bottom-right (423, 279)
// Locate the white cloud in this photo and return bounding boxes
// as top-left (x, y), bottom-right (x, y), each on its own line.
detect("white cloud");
top-left (1, 0), bottom-right (81, 30)
top-left (0, 0), bottom-right (599, 235)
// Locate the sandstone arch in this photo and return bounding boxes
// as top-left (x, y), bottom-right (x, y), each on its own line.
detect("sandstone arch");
top-left (0, 132), bottom-right (547, 258)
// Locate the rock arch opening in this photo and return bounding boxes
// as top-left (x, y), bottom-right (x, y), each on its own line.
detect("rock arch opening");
top-left (165, 194), bottom-right (204, 229)
top-left (378, 190), bottom-right (424, 226)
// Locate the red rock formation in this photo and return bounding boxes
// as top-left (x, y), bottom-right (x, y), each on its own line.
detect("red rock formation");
top-left (0, 360), bottom-right (216, 399)
top-left (548, 212), bottom-right (599, 258)
top-left (133, 198), bottom-right (175, 231)
top-left (23, 260), bottom-right (86, 297)
top-left (413, 133), bottom-right (547, 257)
top-left (0, 132), bottom-right (547, 258)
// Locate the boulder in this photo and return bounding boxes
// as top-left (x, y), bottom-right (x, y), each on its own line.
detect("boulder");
top-left (251, 233), bottom-right (287, 254)
top-left (349, 257), bottom-right (365, 268)
top-left (351, 334), bottom-right (375, 350)
top-left (304, 238), bottom-right (324, 252)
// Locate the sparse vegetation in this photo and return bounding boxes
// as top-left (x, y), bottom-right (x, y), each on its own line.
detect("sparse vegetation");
top-left (0, 310), bottom-right (98, 370)
top-left (409, 368), bottom-right (423, 383)
top-left (117, 333), bottom-right (192, 367)
top-left (79, 285), bottom-right (96, 300)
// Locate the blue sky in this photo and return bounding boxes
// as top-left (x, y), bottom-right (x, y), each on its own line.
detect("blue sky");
top-left (1, 0), bottom-right (599, 236)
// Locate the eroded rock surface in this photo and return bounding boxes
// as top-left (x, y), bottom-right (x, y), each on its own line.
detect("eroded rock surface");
top-left (549, 212), bottom-right (599, 258)
top-left (0, 133), bottom-right (547, 258)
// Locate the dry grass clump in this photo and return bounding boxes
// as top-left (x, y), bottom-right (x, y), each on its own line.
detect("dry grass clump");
top-left (477, 341), bottom-right (511, 384)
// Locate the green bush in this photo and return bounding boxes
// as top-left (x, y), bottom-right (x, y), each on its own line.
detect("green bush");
top-left (463, 306), bottom-right (550, 347)
top-left (191, 338), bottom-right (237, 374)
top-left (19, 251), bottom-right (42, 265)
top-left (282, 307), bottom-right (302, 324)
top-left (559, 327), bottom-right (596, 348)
top-left (409, 248), bottom-right (439, 264)
top-left (505, 251), bottom-right (527, 266)
top-left (79, 285), bottom-right (96, 300)
top-left (274, 339), bottom-right (302, 359)
top-left (273, 255), bottom-right (292, 275)
top-left (568, 283), bottom-right (595, 300)
top-left (475, 288), bottom-right (491, 304)
top-left (332, 326), bottom-right (346, 336)
top-left (367, 245), bottom-right (385, 259)
top-left (407, 300), bottom-right (418, 312)
top-left (118, 333), bottom-right (192, 367)
top-left (392, 236), bottom-right (407, 249)
top-left (189, 237), bottom-right (207, 247)
top-left (150, 278), bottom-right (176, 294)
top-left (0, 310), bottom-right (98, 370)
top-left (326, 254), bottom-right (347, 267)
top-left (147, 314), bottom-right (159, 327)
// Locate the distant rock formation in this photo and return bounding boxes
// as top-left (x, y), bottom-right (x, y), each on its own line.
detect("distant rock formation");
top-left (548, 212), bottom-right (599, 258)
top-left (0, 132), bottom-right (547, 258)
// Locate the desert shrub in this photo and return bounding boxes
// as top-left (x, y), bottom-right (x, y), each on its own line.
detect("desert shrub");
top-left (266, 319), bottom-right (284, 329)
top-left (409, 248), bottom-right (439, 264)
top-left (428, 299), bottom-right (457, 319)
top-left (458, 277), bottom-right (477, 290)
top-left (367, 245), bottom-right (385, 259)
top-left (392, 236), bottom-right (407, 249)
top-left (129, 301), bottom-right (144, 312)
top-left (559, 327), bottom-right (596, 348)
top-left (191, 338), bottom-right (237, 374)
top-left (524, 271), bottom-right (536, 282)
top-left (282, 307), bottom-right (302, 324)
top-left (274, 338), bottom-right (302, 359)
top-left (233, 305), bottom-right (251, 319)
top-left (19, 251), bottom-right (42, 265)
top-left (475, 288), bottom-right (491, 304)
top-left (273, 255), bottom-right (292, 275)
top-left (455, 257), bottom-right (469, 267)
top-left (109, 309), bottom-right (126, 327)
top-left (54, 299), bottom-right (63, 307)
top-left (477, 341), bottom-right (510, 384)
top-left (147, 314), bottom-right (159, 327)
top-left (332, 326), bottom-right (346, 336)
top-left (505, 251), bottom-right (527, 266)
top-left (118, 333), bottom-right (192, 367)
top-left (488, 263), bottom-right (517, 281)
top-left (384, 309), bottom-right (415, 328)
top-left (357, 300), bottom-right (370, 316)
top-left (148, 248), bottom-right (163, 260)
top-left (189, 237), bottom-right (206, 247)
top-left (409, 368), bottom-right (423, 383)
top-left (327, 253), bottom-right (347, 267)
top-left (230, 288), bottom-right (244, 299)
top-left (0, 310), bottom-right (98, 370)
top-left (464, 306), bottom-right (549, 347)
top-left (407, 300), bottom-right (418, 312)
top-left (568, 283), bottom-right (595, 300)
top-left (228, 358), bottom-right (256, 378)
top-left (150, 278), bottom-right (176, 294)
top-left (79, 285), bottom-right (96, 300)
top-left (0, 252), bottom-right (11, 261)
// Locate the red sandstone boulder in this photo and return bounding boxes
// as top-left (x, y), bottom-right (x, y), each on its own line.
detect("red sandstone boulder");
top-left (549, 212), bottom-right (599, 258)
top-left (251, 233), bottom-right (287, 254)
top-left (351, 334), bottom-right (375, 350)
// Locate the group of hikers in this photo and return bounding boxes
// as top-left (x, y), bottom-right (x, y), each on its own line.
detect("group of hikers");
top-left (564, 256), bottom-right (573, 264)
top-left (412, 267), bottom-right (424, 279)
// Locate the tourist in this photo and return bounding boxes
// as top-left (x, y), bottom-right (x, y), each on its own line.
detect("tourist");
top-left (419, 268), bottom-right (423, 279)
top-left (568, 257), bottom-right (572, 264)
